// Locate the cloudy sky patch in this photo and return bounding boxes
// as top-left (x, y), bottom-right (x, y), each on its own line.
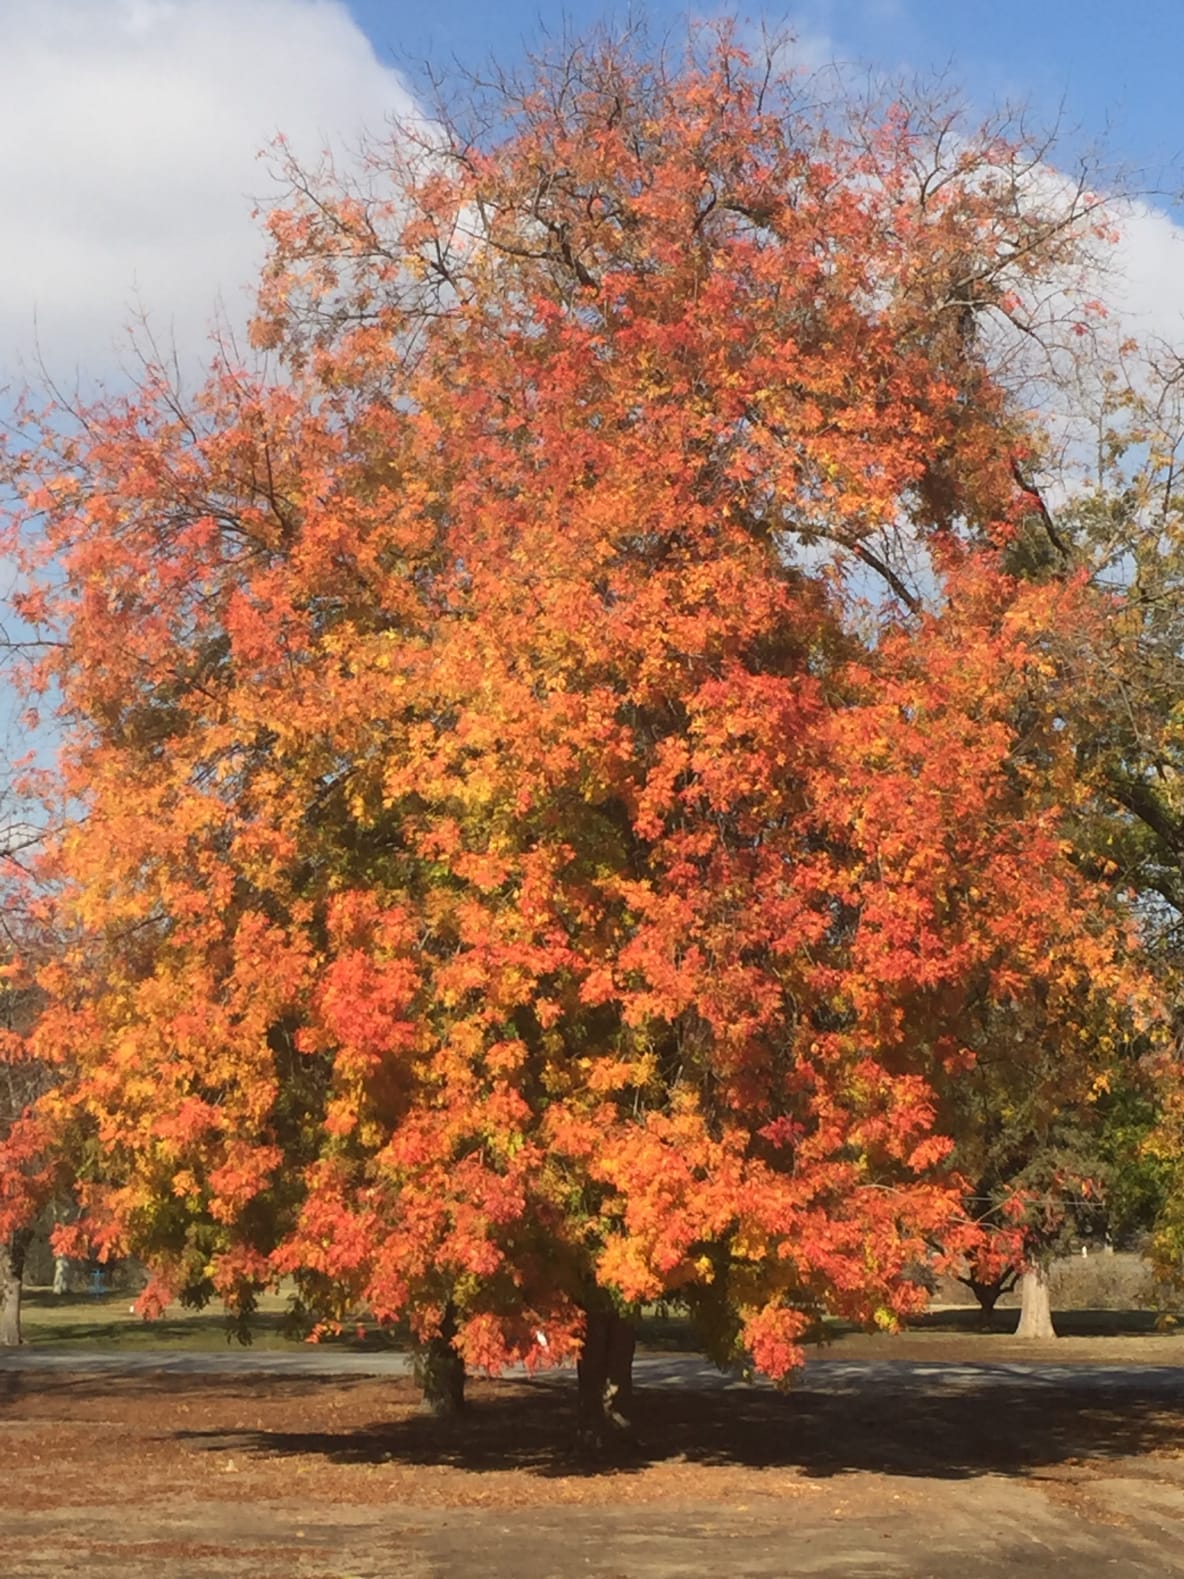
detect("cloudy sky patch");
top-left (0, 0), bottom-right (411, 384)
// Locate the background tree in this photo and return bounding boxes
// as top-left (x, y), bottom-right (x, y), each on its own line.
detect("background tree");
top-left (0, 890), bottom-right (61, 1346)
top-left (936, 974), bottom-right (1151, 1336)
top-left (0, 1035), bottom-right (45, 1346)
top-left (986, 353), bottom-right (1184, 1306)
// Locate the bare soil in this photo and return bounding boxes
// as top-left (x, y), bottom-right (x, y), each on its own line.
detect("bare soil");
top-left (3, 1340), bottom-right (1184, 1577)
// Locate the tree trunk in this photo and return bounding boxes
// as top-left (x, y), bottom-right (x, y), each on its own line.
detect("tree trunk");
top-left (959, 1268), bottom-right (1018, 1330)
top-left (1, 1230), bottom-right (32, 1347)
top-left (1014, 1264), bottom-right (1057, 1339)
top-left (576, 1307), bottom-right (636, 1452)
top-left (414, 1303), bottom-right (466, 1416)
top-left (52, 1256), bottom-right (70, 1296)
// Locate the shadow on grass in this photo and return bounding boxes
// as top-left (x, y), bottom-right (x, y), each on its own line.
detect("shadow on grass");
top-left (17, 1291), bottom-right (287, 1349)
top-left (22, 1317), bottom-right (264, 1347)
top-left (17, 1290), bottom-right (410, 1353)
top-left (903, 1307), bottom-right (1170, 1339)
top-left (638, 1306), bottom-right (1179, 1351)
top-left (167, 1370), bottom-right (1184, 1483)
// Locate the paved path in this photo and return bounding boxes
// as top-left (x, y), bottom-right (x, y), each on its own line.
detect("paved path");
top-left (2, 1344), bottom-right (1182, 1396)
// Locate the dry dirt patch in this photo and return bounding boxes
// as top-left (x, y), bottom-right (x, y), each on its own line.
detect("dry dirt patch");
top-left (2, 1363), bottom-right (1183, 1577)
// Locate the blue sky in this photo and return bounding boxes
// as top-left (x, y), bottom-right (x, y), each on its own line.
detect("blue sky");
top-left (349, 0), bottom-right (1184, 206)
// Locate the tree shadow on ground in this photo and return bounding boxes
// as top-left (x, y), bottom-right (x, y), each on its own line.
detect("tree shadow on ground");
top-left (172, 1373), bottom-right (1184, 1482)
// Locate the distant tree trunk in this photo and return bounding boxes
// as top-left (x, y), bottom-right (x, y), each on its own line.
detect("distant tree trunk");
top-left (958, 1267), bottom-right (1019, 1329)
top-left (414, 1302), bottom-right (466, 1416)
top-left (1, 1229), bottom-right (32, 1347)
top-left (52, 1256), bottom-right (69, 1296)
top-left (1014, 1264), bottom-right (1057, 1339)
top-left (576, 1307), bottom-right (636, 1452)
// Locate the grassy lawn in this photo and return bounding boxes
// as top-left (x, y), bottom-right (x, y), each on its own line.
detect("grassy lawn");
top-left (14, 1248), bottom-right (1180, 1356)
top-left (16, 1286), bottom-right (403, 1351)
top-left (17, 1284), bottom-right (1183, 1359)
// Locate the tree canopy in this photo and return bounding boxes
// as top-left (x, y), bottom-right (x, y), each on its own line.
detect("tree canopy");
top-left (1, 27), bottom-right (1155, 1403)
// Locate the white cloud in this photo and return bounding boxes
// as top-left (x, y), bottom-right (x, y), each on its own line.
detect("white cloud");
top-left (0, 0), bottom-right (415, 385)
top-left (1108, 198), bottom-right (1184, 349)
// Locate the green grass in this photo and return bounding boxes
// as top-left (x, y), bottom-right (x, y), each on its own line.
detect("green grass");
top-left (16, 1277), bottom-right (1181, 1354)
top-left (16, 1287), bottom-right (406, 1351)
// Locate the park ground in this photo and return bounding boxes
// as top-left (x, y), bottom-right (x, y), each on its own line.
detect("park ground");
top-left (3, 1294), bottom-right (1184, 1578)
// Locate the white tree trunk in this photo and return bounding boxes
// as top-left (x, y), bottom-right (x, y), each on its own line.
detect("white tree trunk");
top-left (1014, 1264), bottom-right (1057, 1339)
top-left (52, 1255), bottom-right (70, 1296)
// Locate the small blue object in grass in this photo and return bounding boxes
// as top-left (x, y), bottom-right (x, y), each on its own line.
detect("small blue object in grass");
top-left (87, 1267), bottom-right (108, 1297)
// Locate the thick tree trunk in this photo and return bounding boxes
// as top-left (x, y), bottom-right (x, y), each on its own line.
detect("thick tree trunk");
top-left (414, 1304), bottom-right (466, 1416)
top-left (576, 1307), bottom-right (636, 1452)
top-left (1014, 1264), bottom-right (1057, 1339)
top-left (1, 1230), bottom-right (32, 1347)
top-left (52, 1256), bottom-right (70, 1297)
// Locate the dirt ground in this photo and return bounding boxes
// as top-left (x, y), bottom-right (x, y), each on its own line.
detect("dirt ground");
top-left (4, 1339), bottom-right (1184, 1579)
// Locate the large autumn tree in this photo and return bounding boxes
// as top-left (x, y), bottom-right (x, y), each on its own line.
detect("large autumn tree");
top-left (5, 28), bottom-right (1149, 1435)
